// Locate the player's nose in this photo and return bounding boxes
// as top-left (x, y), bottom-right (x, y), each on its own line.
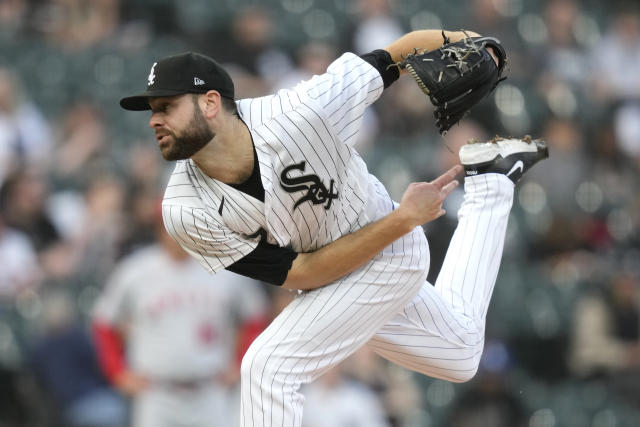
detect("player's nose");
top-left (149, 113), bottom-right (163, 128)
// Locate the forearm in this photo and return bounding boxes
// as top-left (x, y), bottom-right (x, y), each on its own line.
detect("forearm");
top-left (282, 166), bottom-right (461, 291)
top-left (384, 30), bottom-right (480, 68)
top-left (282, 210), bottom-right (414, 291)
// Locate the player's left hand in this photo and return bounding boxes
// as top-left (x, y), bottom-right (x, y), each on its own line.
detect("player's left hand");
top-left (486, 47), bottom-right (500, 67)
top-left (397, 34), bottom-right (507, 134)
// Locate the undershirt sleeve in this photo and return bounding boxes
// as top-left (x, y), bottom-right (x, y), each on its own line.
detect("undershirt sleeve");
top-left (226, 239), bottom-right (298, 286)
top-left (359, 49), bottom-right (400, 89)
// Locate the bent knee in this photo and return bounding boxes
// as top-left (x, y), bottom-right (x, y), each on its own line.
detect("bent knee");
top-left (240, 339), bottom-right (297, 386)
top-left (446, 345), bottom-right (483, 383)
top-left (421, 341), bottom-right (483, 383)
top-left (240, 339), bottom-right (271, 384)
top-left (447, 363), bottom-right (479, 383)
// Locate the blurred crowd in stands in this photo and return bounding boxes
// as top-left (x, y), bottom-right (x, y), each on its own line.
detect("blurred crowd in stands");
top-left (1, 0), bottom-right (640, 426)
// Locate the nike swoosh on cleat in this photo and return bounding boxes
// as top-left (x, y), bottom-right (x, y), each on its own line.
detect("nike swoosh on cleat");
top-left (506, 160), bottom-right (524, 177)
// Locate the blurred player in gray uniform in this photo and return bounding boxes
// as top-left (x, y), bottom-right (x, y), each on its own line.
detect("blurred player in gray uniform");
top-left (92, 215), bottom-right (268, 427)
top-left (119, 28), bottom-right (548, 427)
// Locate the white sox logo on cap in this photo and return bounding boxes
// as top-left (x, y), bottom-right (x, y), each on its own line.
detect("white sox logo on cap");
top-left (148, 62), bottom-right (157, 86)
top-left (120, 52), bottom-right (235, 111)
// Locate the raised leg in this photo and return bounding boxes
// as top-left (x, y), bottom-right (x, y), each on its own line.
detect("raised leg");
top-left (369, 137), bottom-right (548, 381)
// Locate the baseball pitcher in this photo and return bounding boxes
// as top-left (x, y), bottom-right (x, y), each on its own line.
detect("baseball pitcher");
top-left (119, 29), bottom-right (547, 426)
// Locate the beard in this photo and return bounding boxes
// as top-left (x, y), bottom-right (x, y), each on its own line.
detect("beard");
top-left (160, 102), bottom-right (215, 161)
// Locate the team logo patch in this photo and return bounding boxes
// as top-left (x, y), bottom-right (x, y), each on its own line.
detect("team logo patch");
top-left (280, 161), bottom-right (338, 211)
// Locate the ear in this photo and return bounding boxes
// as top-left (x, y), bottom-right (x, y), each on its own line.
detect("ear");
top-left (200, 90), bottom-right (222, 119)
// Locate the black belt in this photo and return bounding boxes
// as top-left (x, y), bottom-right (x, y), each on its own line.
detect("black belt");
top-left (156, 377), bottom-right (213, 391)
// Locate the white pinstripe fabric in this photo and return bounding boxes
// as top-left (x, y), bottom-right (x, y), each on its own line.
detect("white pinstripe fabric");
top-left (162, 53), bottom-right (384, 273)
top-left (368, 174), bottom-right (514, 383)
top-left (240, 224), bottom-right (430, 427)
top-left (240, 174), bottom-right (514, 426)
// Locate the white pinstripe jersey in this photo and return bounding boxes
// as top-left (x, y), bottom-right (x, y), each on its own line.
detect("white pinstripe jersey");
top-left (162, 53), bottom-right (389, 275)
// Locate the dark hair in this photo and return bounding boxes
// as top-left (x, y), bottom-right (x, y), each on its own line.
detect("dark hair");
top-left (191, 93), bottom-right (238, 116)
top-left (221, 96), bottom-right (239, 116)
top-left (190, 93), bottom-right (238, 117)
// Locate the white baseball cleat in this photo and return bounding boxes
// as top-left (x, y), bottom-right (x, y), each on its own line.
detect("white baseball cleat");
top-left (459, 136), bottom-right (549, 183)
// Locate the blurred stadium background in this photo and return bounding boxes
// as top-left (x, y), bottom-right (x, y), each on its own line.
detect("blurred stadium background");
top-left (1, 0), bottom-right (640, 426)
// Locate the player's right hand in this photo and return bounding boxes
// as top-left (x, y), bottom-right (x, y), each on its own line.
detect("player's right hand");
top-left (114, 370), bottom-right (150, 396)
top-left (395, 165), bottom-right (462, 228)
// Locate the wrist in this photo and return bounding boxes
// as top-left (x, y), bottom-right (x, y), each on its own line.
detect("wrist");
top-left (388, 208), bottom-right (417, 235)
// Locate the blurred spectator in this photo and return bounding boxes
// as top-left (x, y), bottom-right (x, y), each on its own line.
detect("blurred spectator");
top-left (29, 291), bottom-right (126, 427)
top-left (590, 5), bottom-right (640, 102)
top-left (0, 215), bottom-right (41, 299)
top-left (119, 187), bottom-right (161, 258)
top-left (465, 0), bottom-right (515, 40)
top-left (348, 0), bottom-right (404, 54)
top-left (613, 102), bottom-right (640, 165)
top-left (273, 42), bottom-right (336, 91)
top-left (527, 117), bottom-right (589, 216)
top-left (570, 272), bottom-right (640, 405)
top-left (445, 341), bottom-right (527, 427)
top-left (0, 167), bottom-right (76, 287)
top-left (374, 75), bottom-right (434, 139)
top-left (51, 102), bottom-right (110, 190)
top-left (539, 0), bottom-right (590, 87)
top-left (445, 372), bottom-right (527, 427)
top-left (0, 168), bottom-right (60, 253)
top-left (463, 0), bottom-right (526, 78)
top-left (207, 5), bottom-right (292, 96)
top-left (344, 347), bottom-right (423, 427)
top-left (0, 0), bottom-right (27, 39)
top-left (125, 144), bottom-right (165, 195)
top-left (0, 67), bottom-right (53, 186)
top-left (531, 0), bottom-right (592, 123)
top-left (0, 364), bottom-right (31, 426)
top-left (31, 0), bottom-right (121, 50)
top-left (302, 362), bottom-right (390, 427)
top-left (72, 175), bottom-right (127, 287)
top-left (92, 216), bottom-right (269, 427)
top-left (119, 144), bottom-right (167, 257)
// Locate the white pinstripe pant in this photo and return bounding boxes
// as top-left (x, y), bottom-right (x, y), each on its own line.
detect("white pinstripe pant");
top-left (240, 174), bottom-right (514, 426)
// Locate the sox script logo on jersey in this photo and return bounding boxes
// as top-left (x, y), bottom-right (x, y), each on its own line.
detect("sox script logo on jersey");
top-left (279, 161), bottom-right (339, 210)
top-left (162, 53), bottom-right (384, 274)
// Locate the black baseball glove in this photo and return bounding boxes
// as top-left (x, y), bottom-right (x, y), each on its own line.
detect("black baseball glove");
top-left (396, 32), bottom-right (507, 134)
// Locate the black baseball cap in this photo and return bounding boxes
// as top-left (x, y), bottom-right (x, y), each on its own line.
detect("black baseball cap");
top-left (120, 52), bottom-right (234, 111)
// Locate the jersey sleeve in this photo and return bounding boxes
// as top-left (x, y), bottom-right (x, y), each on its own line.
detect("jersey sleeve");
top-left (92, 258), bottom-right (136, 325)
top-left (162, 203), bottom-right (259, 275)
top-left (92, 321), bottom-right (127, 382)
top-left (294, 52), bottom-right (384, 146)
